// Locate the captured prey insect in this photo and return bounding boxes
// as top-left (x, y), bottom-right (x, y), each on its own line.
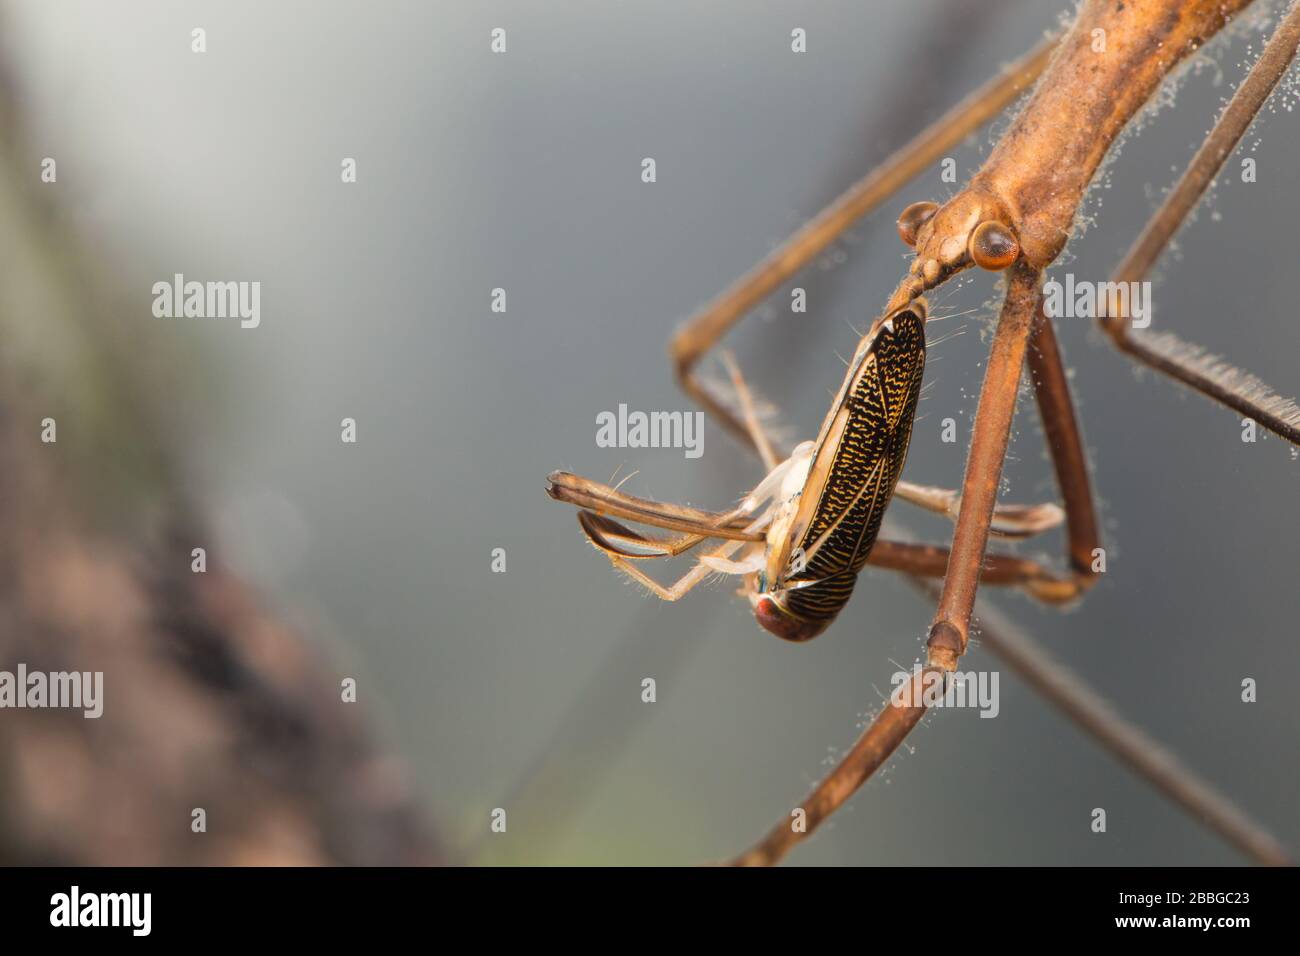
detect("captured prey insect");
top-left (550, 303), bottom-right (925, 642)
top-left (547, 297), bottom-right (1072, 642)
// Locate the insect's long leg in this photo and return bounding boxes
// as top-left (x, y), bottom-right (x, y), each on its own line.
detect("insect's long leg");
top-left (732, 264), bottom-right (1045, 865)
top-left (866, 539), bottom-right (1081, 604)
top-left (1100, 0), bottom-right (1300, 445)
top-left (960, 587), bottom-right (1290, 867)
top-left (730, 575), bottom-right (1291, 866)
top-left (669, 36), bottom-right (1059, 449)
top-left (550, 446), bottom-right (800, 595)
top-left (547, 471), bottom-right (764, 540)
top-left (926, 262), bottom-right (1043, 669)
top-left (1027, 303), bottom-right (1103, 585)
top-left (718, 351), bottom-right (778, 471)
top-left (576, 511), bottom-right (714, 559)
top-left (607, 539), bottom-right (753, 603)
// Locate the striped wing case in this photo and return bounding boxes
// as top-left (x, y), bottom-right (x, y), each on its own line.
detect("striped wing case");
top-left (782, 309), bottom-right (926, 624)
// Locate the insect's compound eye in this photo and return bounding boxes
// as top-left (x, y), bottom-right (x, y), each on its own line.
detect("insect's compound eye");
top-left (969, 220), bottom-right (1020, 271)
top-left (896, 201), bottom-right (939, 248)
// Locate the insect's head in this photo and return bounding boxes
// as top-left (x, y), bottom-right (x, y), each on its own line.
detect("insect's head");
top-left (893, 188), bottom-right (1020, 301)
top-left (746, 570), bottom-right (830, 643)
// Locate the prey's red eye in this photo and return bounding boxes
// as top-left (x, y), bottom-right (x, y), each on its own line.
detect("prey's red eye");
top-left (754, 597), bottom-right (826, 643)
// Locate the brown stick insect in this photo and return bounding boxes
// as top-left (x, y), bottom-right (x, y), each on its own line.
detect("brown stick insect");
top-left (544, 0), bottom-right (1300, 864)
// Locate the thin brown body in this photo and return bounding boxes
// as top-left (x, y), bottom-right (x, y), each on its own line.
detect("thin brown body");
top-left (888, 0), bottom-right (1255, 312)
top-left (986, 0), bottom-right (1253, 266)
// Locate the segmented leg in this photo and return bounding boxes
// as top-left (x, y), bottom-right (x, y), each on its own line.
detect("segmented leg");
top-left (546, 471), bottom-right (766, 541)
top-left (550, 440), bottom-right (808, 597)
top-left (1100, 1), bottom-right (1300, 445)
top-left (718, 350), bottom-right (778, 471)
top-left (926, 263), bottom-right (1043, 667)
top-left (867, 538), bottom-right (1081, 605)
top-left (606, 539), bottom-right (753, 602)
top-left (1027, 301), bottom-right (1103, 590)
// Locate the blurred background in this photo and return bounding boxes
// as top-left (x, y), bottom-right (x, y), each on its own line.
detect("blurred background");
top-left (0, 0), bottom-right (1296, 865)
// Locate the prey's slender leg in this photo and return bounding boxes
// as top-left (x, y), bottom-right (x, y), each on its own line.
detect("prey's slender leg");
top-left (670, 36), bottom-right (1059, 449)
top-left (718, 351), bottom-right (778, 472)
top-left (607, 539), bottom-right (753, 602)
top-left (546, 471), bottom-right (767, 540)
top-left (552, 441), bottom-right (805, 598)
top-left (1101, 1), bottom-right (1300, 445)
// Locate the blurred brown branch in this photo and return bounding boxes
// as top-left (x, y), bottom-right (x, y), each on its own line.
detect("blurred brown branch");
top-left (0, 40), bottom-right (438, 865)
